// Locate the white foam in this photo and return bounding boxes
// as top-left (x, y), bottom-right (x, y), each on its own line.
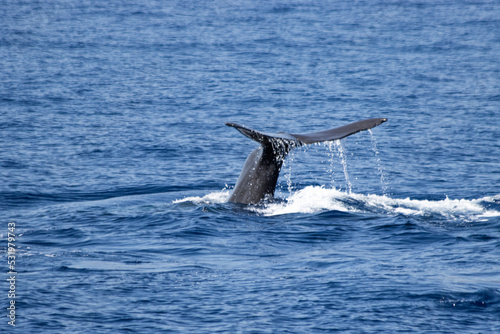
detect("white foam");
top-left (173, 186), bottom-right (500, 221)
top-left (254, 186), bottom-right (500, 219)
top-left (255, 186), bottom-right (356, 216)
top-left (173, 190), bottom-right (230, 205)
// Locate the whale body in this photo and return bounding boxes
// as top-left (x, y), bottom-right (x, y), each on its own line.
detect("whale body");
top-left (226, 118), bottom-right (387, 204)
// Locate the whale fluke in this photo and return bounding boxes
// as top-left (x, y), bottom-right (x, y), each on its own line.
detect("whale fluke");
top-left (226, 118), bottom-right (387, 204)
top-left (290, 118), bottom-right (387, 144)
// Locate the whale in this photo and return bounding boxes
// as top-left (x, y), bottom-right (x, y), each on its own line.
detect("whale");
top-left (226, 118), bottom-right (387, 204)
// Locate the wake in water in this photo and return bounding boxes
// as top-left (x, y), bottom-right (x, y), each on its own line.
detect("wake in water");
top-left (254, 186), bottom-right (500, 220)
top-left (173, 190), bottom-right (231, 205)
top-left (173, 187), bottom-right (500, 221)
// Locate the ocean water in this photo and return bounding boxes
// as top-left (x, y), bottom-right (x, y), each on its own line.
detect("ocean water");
top-left (1, 0), bottom-right (500, 332)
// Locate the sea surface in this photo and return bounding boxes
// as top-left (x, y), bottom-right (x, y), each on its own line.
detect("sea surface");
top-left (1, 0), bottom-right (500, 333)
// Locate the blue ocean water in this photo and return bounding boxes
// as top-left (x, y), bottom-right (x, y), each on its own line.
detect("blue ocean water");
top-left (1, 0), bottom-right (500, 332)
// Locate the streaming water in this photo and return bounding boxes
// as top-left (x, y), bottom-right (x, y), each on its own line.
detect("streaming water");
top-left (335, 140), bottom-right (353, 194)
top-left (368, 129), bottom-right (389, 195)
top-left (325, 141), bottom-right (338, 190)
top-left (281, 148), bottom-right (296, 194)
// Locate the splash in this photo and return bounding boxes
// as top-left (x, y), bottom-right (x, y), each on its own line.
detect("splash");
top-left (253, 186), bottom-right (500, 219)
top-left (173, 190), bottom-right (230, 205)
top-left (172, 186), bottom-right (500, 222)
top-left (256, 186), bottom-right (357, 216)
top-left (173, 132), bottom-right (499, 221)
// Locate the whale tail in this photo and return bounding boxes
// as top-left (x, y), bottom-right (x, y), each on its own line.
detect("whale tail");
top-left (225, 122), bottom-right (301, 160)
top-left (226, 117), bottom-right (387, 146)
top-left (226, 118), bottom-right (387, 204)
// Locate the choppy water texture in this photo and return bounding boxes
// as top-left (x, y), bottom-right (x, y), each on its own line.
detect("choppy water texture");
top-left (2, 0), bottom-right (500, 333)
